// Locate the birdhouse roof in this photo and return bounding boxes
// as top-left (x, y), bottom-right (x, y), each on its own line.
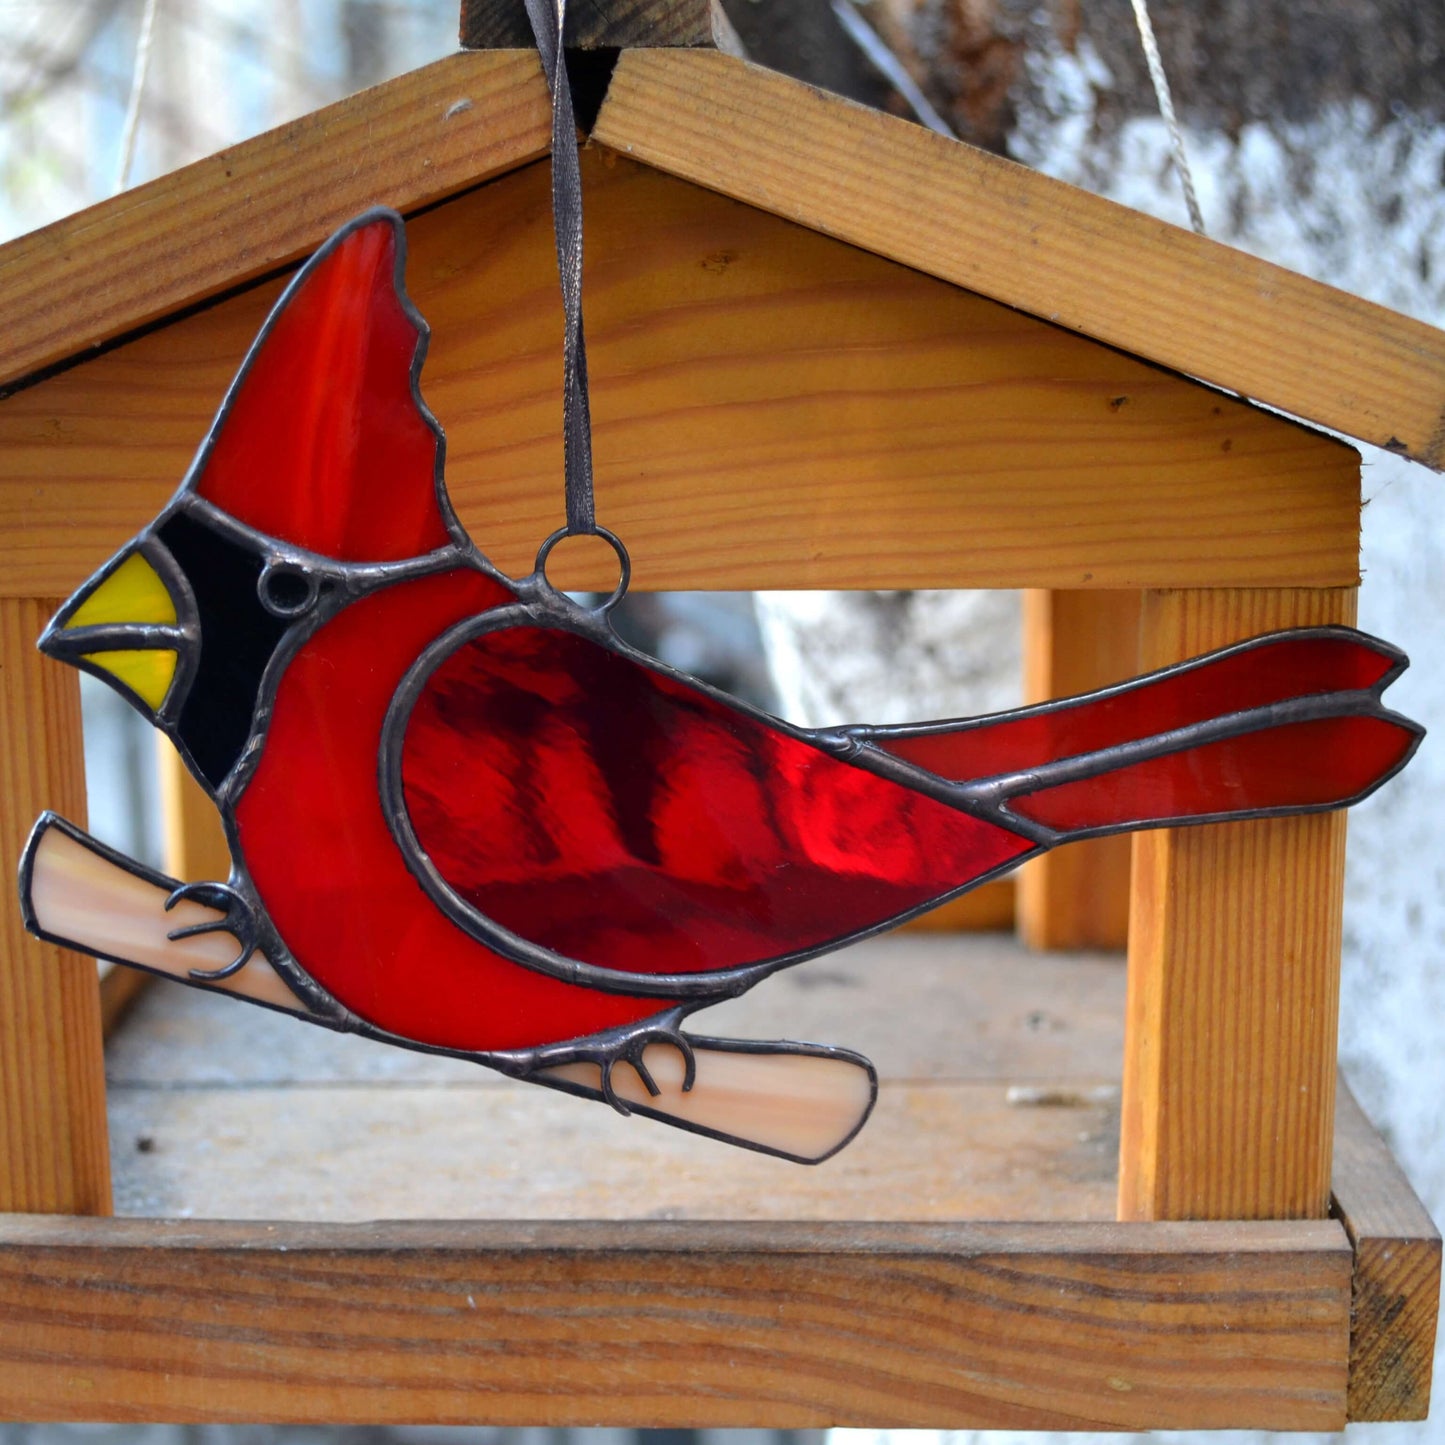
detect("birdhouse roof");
top-left (2, 47), bottom-right (1442, 470)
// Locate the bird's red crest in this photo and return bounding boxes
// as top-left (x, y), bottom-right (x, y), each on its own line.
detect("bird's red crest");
top-left (187, 211), bottom-right (454, 563)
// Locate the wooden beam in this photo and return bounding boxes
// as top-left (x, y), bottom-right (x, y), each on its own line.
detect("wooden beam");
top-left (1333, 1081), bottom-right (1441, 1421)
top-left (1118, 588), bottom-right (1355, 1223)
top-left (1, 45), bottom-right (1438, 468)
top-left (0, 153), bottom-right (1359, 596)
top-left (462, 0), bottom-right (716, 48)
top-left (0, 1215), bottom-right (1350, 1428)
top-left (0, 599), bottom-right (110, 1215)
top-left (1017, 590), bottom-right (1140, 951)
top-left (0, 50), bottom-right (551, 393)
top-left (594, 50), bottom-right (1445, 470)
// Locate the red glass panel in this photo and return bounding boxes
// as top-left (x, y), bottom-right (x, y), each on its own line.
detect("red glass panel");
top-left (876, 633), bottom-right (1397, 781)
top-left (193, 216), bottom-right (453, 563)
top-left (400, 625), bottom-right (1035, 980)
top-left (1011, 713), bottom-right (1418, 832)
top-left (235, 571), bottom-right (696, 1054)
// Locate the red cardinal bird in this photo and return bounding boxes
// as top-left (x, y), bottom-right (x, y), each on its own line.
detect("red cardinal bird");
top-left (20, 211), bottom-right (1422, 1162)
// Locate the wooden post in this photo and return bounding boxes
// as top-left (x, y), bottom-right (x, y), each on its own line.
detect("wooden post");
top-left (158, 736), bottom-right (231, 883)
top-left (1118, 587), bottom-right (1355, 1222)
top-left (1017, 589), bottom-right (1141, 952)
top-left (0, 599), bottom-right (111, 1215)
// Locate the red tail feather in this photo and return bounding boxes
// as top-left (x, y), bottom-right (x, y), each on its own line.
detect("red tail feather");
top-left (858, 628), bottom-right (1421, 840)
top-left (1009, 712), bottom-right (1418, 835)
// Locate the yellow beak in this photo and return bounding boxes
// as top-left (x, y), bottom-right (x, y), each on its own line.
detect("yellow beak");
top-left (42, 550), bottom-right (182, 712)
top-left (79, 647), bottom-right (178, 711)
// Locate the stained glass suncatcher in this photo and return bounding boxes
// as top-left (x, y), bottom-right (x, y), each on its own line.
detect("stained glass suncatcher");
top-left (18, 208), bottom-right (1423, 1163)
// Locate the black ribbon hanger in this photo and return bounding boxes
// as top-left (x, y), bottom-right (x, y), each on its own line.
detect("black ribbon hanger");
top-left (523, 0), bottom-right (597, 540)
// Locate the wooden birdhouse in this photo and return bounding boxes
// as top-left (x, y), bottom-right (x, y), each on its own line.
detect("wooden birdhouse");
top-left (0, 0), bottom-right (1440, 1427)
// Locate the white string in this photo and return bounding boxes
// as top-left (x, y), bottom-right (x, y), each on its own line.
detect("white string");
top-left (1129, 0), bottom-right (1205, 234)
top-left (115, 0), bottom-right (160, 194)
top-left (830, 0), bottom-right (956, 140)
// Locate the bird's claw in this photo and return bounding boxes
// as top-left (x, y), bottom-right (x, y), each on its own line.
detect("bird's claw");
top-left (598, 1026), bottom-right (698, 1116)
top-left (164, 881), bottom-right (259, 981)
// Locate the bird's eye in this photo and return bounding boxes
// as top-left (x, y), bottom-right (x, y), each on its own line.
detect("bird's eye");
top-left (258, 563), bottom-right (319, 618)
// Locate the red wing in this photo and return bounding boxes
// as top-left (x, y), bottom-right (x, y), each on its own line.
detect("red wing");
top-left (398, 625), bottom-right (1032, 978)
top-left (187, 210), bottom-right (454, 562)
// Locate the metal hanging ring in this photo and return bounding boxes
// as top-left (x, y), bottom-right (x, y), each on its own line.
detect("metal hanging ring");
top-left (534, 526), bottom-right (632, 613)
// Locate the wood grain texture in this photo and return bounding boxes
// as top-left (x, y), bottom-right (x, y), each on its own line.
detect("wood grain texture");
top-left (0, 1214), bottom-right (1350, 1428)
top-left (593, 49), bottom-right (1445, 468)
top-left (462, 0), bottom-right (716, 47)
top-left (90, 941), bottom-right (1435, 1424)
top-left (0, 599), bottom-right (110, 1214)
top-left (0, 50), bottom-right (550, 392)
top-left (1333, 1080), bottom-right (1441, 1421)
top-left (1117, 588), bottom-right (1356, 1223)
top-left (1017, 590), bottom-right (1140, 952)
top-left (0, 152), bottom-right (1360, 596)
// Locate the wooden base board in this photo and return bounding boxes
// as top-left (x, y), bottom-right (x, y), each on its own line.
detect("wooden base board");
top-left (0, 1213), bottom-right (1351, 1428)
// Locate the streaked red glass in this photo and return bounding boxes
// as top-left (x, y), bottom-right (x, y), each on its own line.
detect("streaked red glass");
top-left (400, 624), bottom-right (1034, 980)
top-left (1011, 714), bottom-right (1418, 832)
top-left (193, 221), bottom-right (452, 562)
top-left (876, 633), bottom-right (1396, 781)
